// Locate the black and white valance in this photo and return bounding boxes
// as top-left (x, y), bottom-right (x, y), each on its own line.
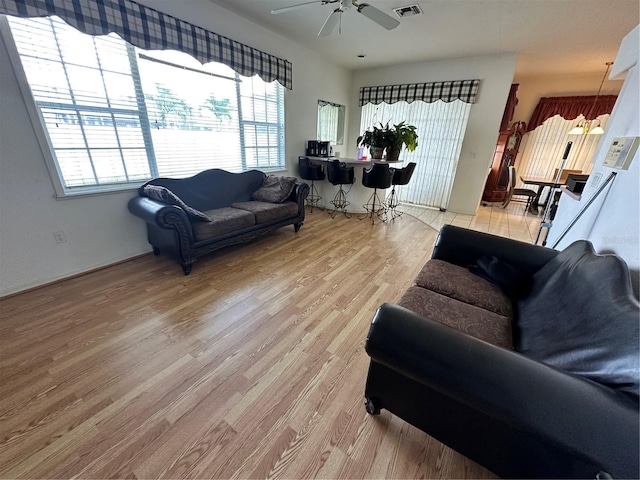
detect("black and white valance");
top-left (359, 79), bottom-right (480, 106)
top-left (0, 0), bottom-right (293, 90)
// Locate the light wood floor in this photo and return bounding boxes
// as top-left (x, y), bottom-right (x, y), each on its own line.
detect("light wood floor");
top-left (0, 206), bottom-right (521, 479)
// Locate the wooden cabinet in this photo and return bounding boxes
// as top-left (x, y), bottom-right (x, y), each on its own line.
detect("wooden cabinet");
top-left (482, 121), bottom-right (526, 203)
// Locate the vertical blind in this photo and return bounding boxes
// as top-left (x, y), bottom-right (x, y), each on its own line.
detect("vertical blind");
top-left (516, 114), bottom-right (609, 185)
top-left (360, 100), bottom-right (471, 210)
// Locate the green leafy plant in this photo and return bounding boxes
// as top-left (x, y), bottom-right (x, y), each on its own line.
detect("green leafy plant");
top-left (357, 123), bottom-right (388, 151)
top-left (386, 121), bottom-right (419, 152)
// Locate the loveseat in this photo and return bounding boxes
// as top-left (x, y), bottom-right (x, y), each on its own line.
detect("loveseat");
top-left (364, 225), bottom-right (639, 479)
top-left (128, 169), bottom-right (309, 274)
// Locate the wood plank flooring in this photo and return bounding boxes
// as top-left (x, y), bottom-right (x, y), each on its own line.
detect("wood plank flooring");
top-left (0, 209), bottom-right (496, 479)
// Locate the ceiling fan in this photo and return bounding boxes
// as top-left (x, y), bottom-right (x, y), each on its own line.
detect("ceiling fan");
top-left (271, 0), bottom-right (400, 37)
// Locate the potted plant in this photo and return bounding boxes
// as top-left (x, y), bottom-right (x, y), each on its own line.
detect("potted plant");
top-left (385, 121), bottom-right (418, 162)
top-left (357, 123), bottom-right (389, 159)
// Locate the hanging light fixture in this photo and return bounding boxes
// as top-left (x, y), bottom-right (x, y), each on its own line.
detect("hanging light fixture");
top-left (568, 61), bottom-right (613, 135)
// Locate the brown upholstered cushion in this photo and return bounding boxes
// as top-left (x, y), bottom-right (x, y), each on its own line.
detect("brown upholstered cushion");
top-left (398, 286), bottom-right (513, 349)
top-left (193, 207), bottom-right (255, 241)
top-left (142, 184), bottom-right (211, 222)
top-left (414, 259), bottom-right (513, 317)
top-left (251, 175), bottom-right (297, 203)
top-left (231, 201), bottom-right (298, 224)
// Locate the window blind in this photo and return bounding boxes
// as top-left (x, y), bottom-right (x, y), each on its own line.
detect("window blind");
top-left (360, 99), bottom-right (471, 210)
top-left (6, 15), bottom-right (285, 193)
top-left (516, 114), bottom-right (607, 186)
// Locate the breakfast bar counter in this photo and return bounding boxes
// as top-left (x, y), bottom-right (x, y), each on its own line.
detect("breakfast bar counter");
top-left (301, 156), bottom-right (402, 213)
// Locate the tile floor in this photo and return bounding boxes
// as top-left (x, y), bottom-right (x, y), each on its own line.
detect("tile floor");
top-left (400, 200), bottom-right (545, 244)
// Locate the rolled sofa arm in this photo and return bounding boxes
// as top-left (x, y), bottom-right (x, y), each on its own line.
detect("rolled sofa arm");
top-left (365, 303), bottom-right (639, 479)
top-left (289, 182), bottom-right (310, 216)
top-left (432, 225), bottom-right (558, 275)
top-left (127, 196), bottom-right (195, 244)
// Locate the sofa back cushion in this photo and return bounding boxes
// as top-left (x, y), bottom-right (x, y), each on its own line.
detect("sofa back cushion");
top-left (251, 175), bottom-right (297, 203)
top-left (515, 240), bottom-right (640, 399)
top-left (142, 169), bottom-right (266, 211)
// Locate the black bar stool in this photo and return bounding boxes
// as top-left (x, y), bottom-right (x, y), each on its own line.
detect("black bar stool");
top-left (326, 160), bottom-right (355, 218)
top-left (298, 156), bottom-right (325, 212)
top-left (360, 162), bottom-right (392, 224)
top-left (386, 162), bottom-right (416, 220)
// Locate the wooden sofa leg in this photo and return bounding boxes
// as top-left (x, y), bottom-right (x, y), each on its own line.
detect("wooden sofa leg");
top-left (294, 222), bottom-right (303, 233)
top-left (152, 246), bottom-right (161, 256)
top-left (181, 262), bottom-right (194, 275)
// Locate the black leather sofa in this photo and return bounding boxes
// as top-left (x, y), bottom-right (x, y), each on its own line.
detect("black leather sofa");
top-left (128, 169), bottom-right (309, 274)
top-left (364, 225), bottom-right (639, 479)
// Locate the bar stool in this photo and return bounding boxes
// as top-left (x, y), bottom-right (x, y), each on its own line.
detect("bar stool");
top-left (386, 162), bottom-right (416, 220)
top-left (298, 156), bottom-right (325, 212)
top-left (326, 160), bottom-right (355, 218)
top-left (360, 162), bottom-right (392, 224)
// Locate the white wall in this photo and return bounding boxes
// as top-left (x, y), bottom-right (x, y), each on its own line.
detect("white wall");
top-left (0, 1), bottom-right (351, 296)
top-left (347, 53), bottom-right (518, 215)
top-left (546, 25), bottom-right (639, 296)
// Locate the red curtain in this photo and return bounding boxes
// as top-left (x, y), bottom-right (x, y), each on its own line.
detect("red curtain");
top-left (527, 95), bottom-right (617, 131)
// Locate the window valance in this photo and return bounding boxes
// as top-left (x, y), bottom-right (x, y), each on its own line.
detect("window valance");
top-left (359, 79), bottom-right (480, 106)
top-left (527, 95), bottom-right (617, 131)
top-left (0, 0), bottom-right (293, 90)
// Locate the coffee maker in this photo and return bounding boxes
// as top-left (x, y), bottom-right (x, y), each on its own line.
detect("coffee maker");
top-left (306, 140), bottom-right (319, 156)
top-left (317, 141), bottom-right (330, 157)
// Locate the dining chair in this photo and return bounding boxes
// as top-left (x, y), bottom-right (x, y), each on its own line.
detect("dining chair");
top-left (502, 166), bottom-right (536, 214)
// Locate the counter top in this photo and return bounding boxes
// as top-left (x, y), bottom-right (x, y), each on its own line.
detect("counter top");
top-left (305, 156), bottom-right (402, 167)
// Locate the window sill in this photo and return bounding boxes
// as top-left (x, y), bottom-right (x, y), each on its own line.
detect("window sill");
top-left (54, 183), bottom-right (141, 199)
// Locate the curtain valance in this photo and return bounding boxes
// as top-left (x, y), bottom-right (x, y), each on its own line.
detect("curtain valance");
top-left (527, 95), bottom-right (617, 131)
top-left (359, 79), bottom-right (480, 106)
top-left (0, 0), bottom-right (293, 90)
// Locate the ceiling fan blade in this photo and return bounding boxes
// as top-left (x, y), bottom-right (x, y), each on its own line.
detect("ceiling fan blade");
top-left (271, 0), bottom-right (336, 15)
top-left (318, 10), bottom-right (341, 36)
top-left (357, 3), bottom-right (400, 30)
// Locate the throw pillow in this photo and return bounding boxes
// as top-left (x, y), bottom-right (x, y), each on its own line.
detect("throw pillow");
top-left (515, 240), bottom-right (640, 399)
top-left (251, 175), bottom-right (297, 203)
top-left (468, 255), bottom-right (532, 299)
top-left (142, 184), bottom-right (211, 222)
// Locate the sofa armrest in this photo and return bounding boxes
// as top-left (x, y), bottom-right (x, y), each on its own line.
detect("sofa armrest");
top-left (288, 182), bottom-right (310, 217)
top-left (432, 225), bottom-right (558, 275)
top-left (128, 196), bottom-right (195, 244)
top-left (365, 303), bottom-right (639, 479)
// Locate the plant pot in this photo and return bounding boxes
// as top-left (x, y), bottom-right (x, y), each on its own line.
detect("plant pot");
top-left (371, 147), bottom-right (384, 159)
top-left (386, 147), bottom-right (401, 162)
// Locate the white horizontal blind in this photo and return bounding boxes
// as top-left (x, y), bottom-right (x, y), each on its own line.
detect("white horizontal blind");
top-left (138, 50), bottom-right (243, 176)
top-left (239, 75), bottom-right (284, 171)
top-left (9, 16), bottom-right (150, 187)
top-left (360, 100), bottom-right (471, 210)
top-left (7, 15), bottom-right (285, 193)
top-left (516, 114), bottom-right (608, 185)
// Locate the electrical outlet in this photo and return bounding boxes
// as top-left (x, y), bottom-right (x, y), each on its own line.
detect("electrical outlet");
top-left (53, 230), bottom-right (67, 244)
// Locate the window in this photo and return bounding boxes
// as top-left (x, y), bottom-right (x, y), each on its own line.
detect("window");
top-left (4, 15), bottom-right (285, 195)
top-left (360, 100), bottom-right (471, 210)
top-left (516, 114), bottom-right (608, 186)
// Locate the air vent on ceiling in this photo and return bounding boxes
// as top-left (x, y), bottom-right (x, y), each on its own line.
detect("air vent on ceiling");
top-left (393, 4), bottom-right (423, 18)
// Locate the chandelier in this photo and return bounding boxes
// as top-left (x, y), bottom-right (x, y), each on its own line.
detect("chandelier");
top-left (568, 61), bottom-right (613, 135)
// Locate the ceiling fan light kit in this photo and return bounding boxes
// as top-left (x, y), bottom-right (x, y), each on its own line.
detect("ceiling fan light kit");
top-left (272, 0), bottom-right (400, 37)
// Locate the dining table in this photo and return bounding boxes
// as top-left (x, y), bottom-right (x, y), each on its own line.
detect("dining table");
top-left (520, 176), bottom-right (567, 215)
